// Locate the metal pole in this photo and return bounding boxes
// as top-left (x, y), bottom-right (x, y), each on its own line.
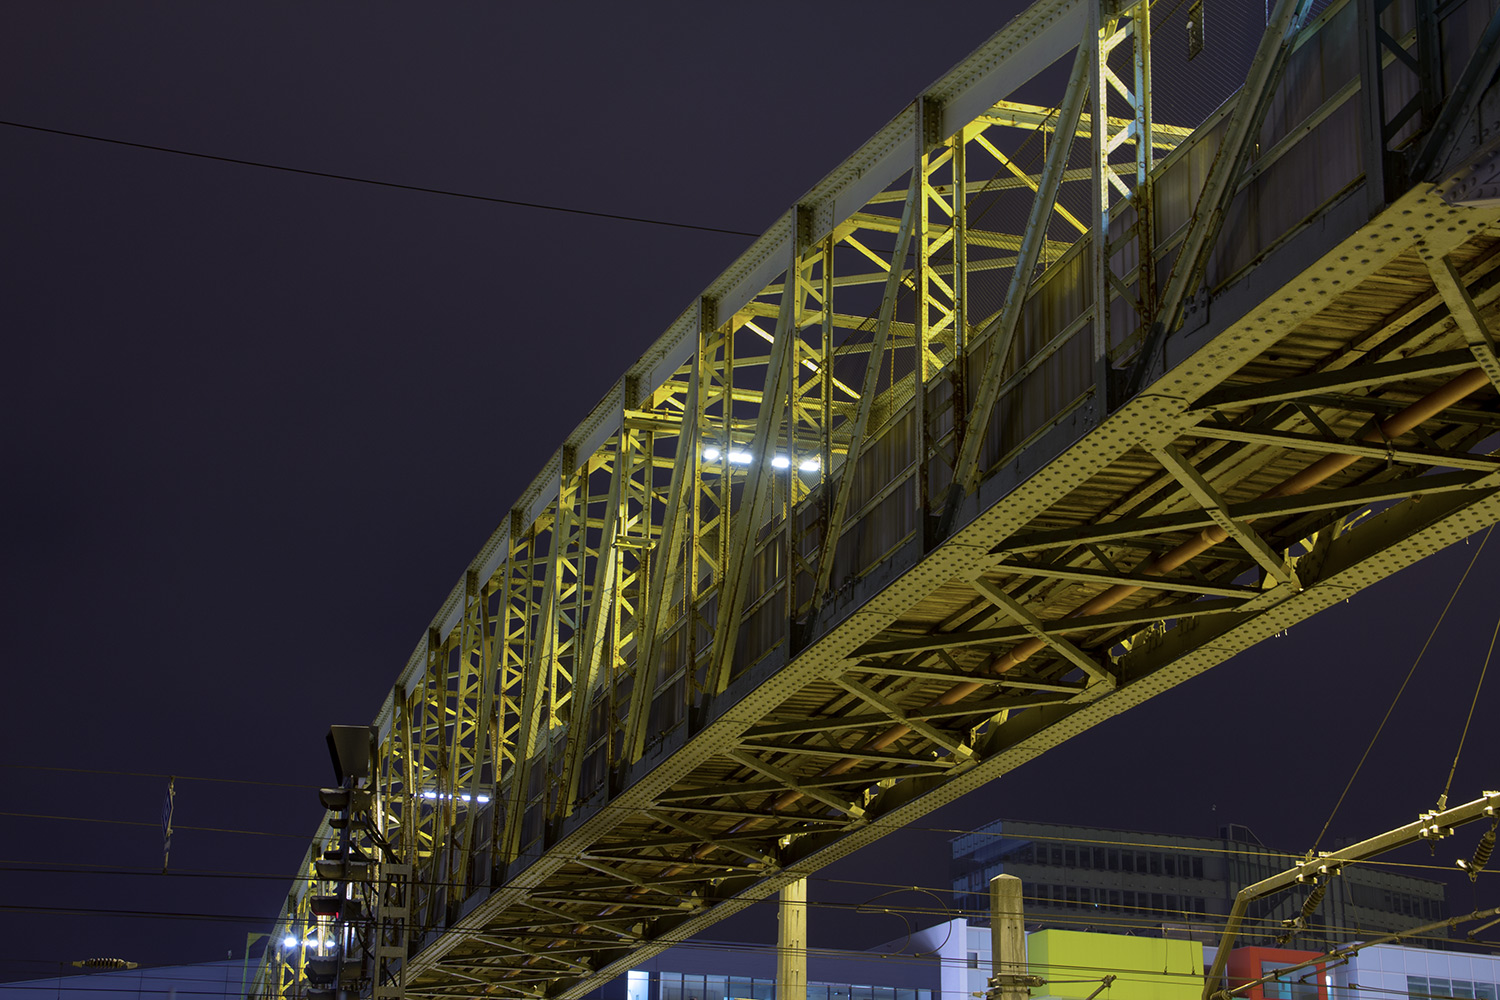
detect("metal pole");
top-left (989, 874), bottom-right (1028, 1000)
top-left (1202, 791), bottom-right (1500, 1000)
top-left (778, 878), bottom-right (808, 1000)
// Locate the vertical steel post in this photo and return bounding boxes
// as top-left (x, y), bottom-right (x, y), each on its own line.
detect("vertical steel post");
top-left (951, 127), bottom-right (969, 450)
top-left (1357, 0), bottom-right (1391, 213)
top-left (989, 874), bottom-right (1027, 1000)
top-left (778, 878), bottom-right (808, 1000)
top-left (1131, 2), bottom-right (1157, 329)
top-left (1089, 1), bottom-right (1113, 367)
top-left (915, 98), bottom-right (937, 532)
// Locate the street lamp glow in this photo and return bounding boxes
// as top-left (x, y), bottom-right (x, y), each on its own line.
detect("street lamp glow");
top-left (282, 936), bottom-right (298, 949)
top-left (727, 450), bottom-right (752, 465)
top-left (771, 455), bottom-right (790, 469)
top-left (798, 457), bottom-right (820, 472)
top-left (702, 446), bottom-right (721, 462)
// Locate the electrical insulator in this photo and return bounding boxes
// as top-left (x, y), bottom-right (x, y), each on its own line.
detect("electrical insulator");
top-left (1300, 882), bottom-right (1327, 922)
top-left (1459, 826), bottom-right (1496, 881)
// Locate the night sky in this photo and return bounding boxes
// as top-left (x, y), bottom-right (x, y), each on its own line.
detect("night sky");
top-left (4, 1), bottom-right (1499, 987)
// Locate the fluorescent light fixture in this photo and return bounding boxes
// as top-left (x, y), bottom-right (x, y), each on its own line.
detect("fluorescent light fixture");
top-left (702, 446), bottom-right (721, 462)
top-left (798, 457), bottom-right (820, 472)
top-left (418, 790), bottom-right (490, 803)
top-left (727, 450), bottom-right (752, 465)
top-left (771, 455), bottom-right (790, 469)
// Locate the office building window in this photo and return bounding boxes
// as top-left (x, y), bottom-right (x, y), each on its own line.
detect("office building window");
top-left (1409, 977), bottom-right (1498, 1000)
top-left (1261, 963), bottom-right (1317, 1000)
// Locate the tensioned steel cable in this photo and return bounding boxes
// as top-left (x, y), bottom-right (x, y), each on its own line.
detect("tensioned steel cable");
top-left (1440, 593), bottom-right (1500, 808)
top-left (1312, 525), bottom-right (1494, 851)
top-left (0, 120), bottom-right (760, 238)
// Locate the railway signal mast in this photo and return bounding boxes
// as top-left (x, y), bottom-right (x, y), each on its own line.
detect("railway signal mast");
top-left (309, 726), bottom-right (409, 1000)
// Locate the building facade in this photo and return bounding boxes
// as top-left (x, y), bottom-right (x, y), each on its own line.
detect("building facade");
top-left (951, 819), bottom-right (1448, 947)
top-left (1329, 942), bottom-right (1500, 1000)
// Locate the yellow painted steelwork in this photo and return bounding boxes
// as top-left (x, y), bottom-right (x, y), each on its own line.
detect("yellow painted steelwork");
top-left (253, 2), bottom-right (1500, 999)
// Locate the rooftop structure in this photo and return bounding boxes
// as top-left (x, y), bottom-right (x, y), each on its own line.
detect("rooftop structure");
top-left (951, 819), bottom-right (1447, 946)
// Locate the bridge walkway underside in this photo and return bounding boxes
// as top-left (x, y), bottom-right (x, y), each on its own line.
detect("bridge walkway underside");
top-left (253, 1), bottom-right (1500, 998)
top-left (422, 185), bottom-right (1500, 1000)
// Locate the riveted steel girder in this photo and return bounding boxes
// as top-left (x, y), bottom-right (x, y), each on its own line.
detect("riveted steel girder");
top-left (255, 3), bottom-right (1500, 999)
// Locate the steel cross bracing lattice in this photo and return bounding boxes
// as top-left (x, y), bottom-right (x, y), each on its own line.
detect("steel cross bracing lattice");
top-left (254, 0), bottom-right (1500, 998)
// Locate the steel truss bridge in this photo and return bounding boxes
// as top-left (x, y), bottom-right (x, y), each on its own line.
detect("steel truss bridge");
top-left (258, 0), bottom-right (1500, 997)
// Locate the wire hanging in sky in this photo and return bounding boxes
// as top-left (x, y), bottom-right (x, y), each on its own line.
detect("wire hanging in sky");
top-left (0, 119), bottom-right (761, 238)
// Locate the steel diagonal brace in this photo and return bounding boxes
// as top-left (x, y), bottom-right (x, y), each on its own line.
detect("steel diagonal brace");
top-left (562, 436), bottom-right (625, 811)
top-left (855, 596), bottom-right (1245, 657)
top-left (950, 42), bottom-right (1091, 507)
top-left (1191, 348), bottom-right (1482, 410)
top-left (723, 749), bottom-right (866, 819)
top-left (461, 937), bottom-right (592, 974)
top-left (966, 576), bottom-right (1113, 687)
top-left (832, 676), bottom-right (974, 758)
top-left (1419, 245), bottom-right (1500, 394)
top-left (851, 658), bottom-right (1086, 692)
top-left (1408, 5), bottom-right (1500, 182)
top-left (499, 488), bottom-right (575, 865)
top-left (625, 367), bottom-right (700, 759)
top-left (708, 252), bottom-right (797, 695)
top-left (998, 557), bottom-right (1259, 598)
top-left (573, 857), bottom-right (693, 905)
top-left (528, 893), bottom-right (695, 912)
top-left (812, 175), bottom-right (921, 607)
top-left (1185, 423), bottom-right (1500, 472)
top-left (995, 468), bottom-right (1491, 552)
top-left (483, 913), bottom-right (642, 940)
top-left (643, 809), bottom-right (777, 867)
top-left (1148, 444), bottom-right (1298, 589)
top-left (671, 804), bottom-right (848, 825)
top-left (429, 966), bottom-right (511, 986)
top-left (1128, 0), bottom-right (1315, 398)
top-left (656, 765), bottom-right (950, 803)
top-left (737, 740), bottom-right (957, 766)
top-left (745, 711), bottom-right (933, 739)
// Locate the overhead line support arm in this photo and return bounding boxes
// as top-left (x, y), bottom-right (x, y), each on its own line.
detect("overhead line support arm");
top-left (1203, 791), bottom-right (1500, 1000)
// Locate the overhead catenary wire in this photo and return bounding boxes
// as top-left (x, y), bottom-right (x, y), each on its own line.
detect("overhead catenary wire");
top-left (1313, 526), bottom-right (1493, 850)
top-left (1439, 583), bottom-right (1500, 809)
top-left (4, 755), bottom-right (1495, 872)
top-left (5, 11), bottom-right (1494, 995)
top-left (0, 800), bottom-right (1332, 858)
top-left (4, 854), bottom-right (1484, 932)
top-left (0, 763), bottom-right (315, 790)
top-left (0, 812), bottom-right (308, 841)
top-left (13, 802), bottom-right (1498, 885)
top-left (8, 915), bottom-right (1496, 1000)
top-left (0, 120), bottom-right (760, 239)
top-left (2, 875), bottom-right (1478, 955)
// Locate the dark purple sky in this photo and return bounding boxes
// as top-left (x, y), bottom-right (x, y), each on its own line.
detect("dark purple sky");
top-left (3, 0), bottom-right (1498, 984)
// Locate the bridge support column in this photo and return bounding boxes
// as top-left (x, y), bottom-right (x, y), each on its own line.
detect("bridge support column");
top-left (777, 878), bottom-right (807, 1000)
top-left (988, 874), bottom-right (1028, 1000)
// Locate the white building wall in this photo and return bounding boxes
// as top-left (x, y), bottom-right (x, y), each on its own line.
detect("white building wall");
top-left (1331, 944), bottom-right (1500, 1000)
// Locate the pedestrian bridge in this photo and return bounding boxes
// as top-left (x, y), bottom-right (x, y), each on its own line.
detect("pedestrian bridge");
top-left (258, 0), bottom-right (1500, 997)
